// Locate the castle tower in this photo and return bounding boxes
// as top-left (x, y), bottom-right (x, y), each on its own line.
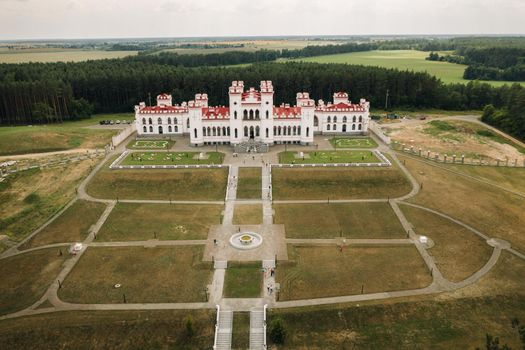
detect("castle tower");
top-left (297, 92), bottom-right (315, 145)
top-left (228, 81), bottom-right (244, 144)
top-left (260, 80), bottom-right (274, 145)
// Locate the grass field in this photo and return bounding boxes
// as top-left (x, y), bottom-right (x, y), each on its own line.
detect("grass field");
top-left (236, 167), bottom-right (262, 199)
top-left (279, 150), bottom-right (380, 164)
top-left (223, 262), bottom-right (262, 298)
top-left (268, 295), bottom-right (525, 349)
top-left (59, 246), bottom-right (212, 304)
top-left (121, 151), bottom-right (224, 165)
top-left (97, 203), bottom-right (222, 241)
top-left (0, 158), bottom-right (96, 241)
top-left (400, 155), bottom-right (525, 254)
top-left (272, 167), bottom-right (411, 200)
top-left (232, 312), bottom-right (250, 349)
top-left (233, 204), bottom-right (263, 225)
top-left (290, 50), bottom-right (524, 86)
top-left (446, 163), bottom-right (525, 194)
top-left (277, 245), bottom-right (432, 300)
top-left (401, 205), bottom-right (493, 282)
top-left (0, 114), bottom-right (132, 156)
top-left (0, 48), bottom-right (137, 63)
top-left (0, 248), bottom-right (68, 315)
top-left (86, 160), bottom-right (228, 200)
top-left (0, 309), bottom-right (214, 349)
top-left (274, 203), bottom-right (405, 239)
top-left (330, 137), bottom-right (378, 148)
top-left (127, 139), bottom-right (175, 150)
top-left (22, 200), bottom-right (106, 249)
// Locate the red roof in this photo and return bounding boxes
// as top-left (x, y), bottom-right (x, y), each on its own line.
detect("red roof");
top-left (317, 102), bottom-right (365, 112)
top-left (274, 106), bottom-right (302, 119)
top-left (139, 105), bottom-right (187, 114)
top-left (157, 93), bottom-right (171, 100)
top-left (202, 107), bottom-right (230, 119)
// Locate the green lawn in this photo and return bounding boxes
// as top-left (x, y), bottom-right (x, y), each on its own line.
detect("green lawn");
top-left (59, 246), bottom-right (212, 304)
top-left (290, 50), bottom-right (524, 87)
top-left (22, 200), bottom-right (106, 249)
top-left (223, 262), bottom-right (262, 298)
top-left (97, 203), bottom-right (222, 241)
top-left (121, 151), bottom-right (224, 165)
top-left (0, 114), bottom-right (132, 156)
top-left (236, 167), bottom-right (262, 199)
top-left (330, 137), bottom-right (378, 148)
top-left (127, 139), bottom-right (175, 150)
top-left (274, 203), bottom-right (405, 239)
top-left (272, 166), bottom-right (411, 200)
top-left (86, 158), bottom-right (228, 200)
top-left (277, 245), bottom-right (431, 301)
top-left (0, 248), bottom-right (68, 315)
top-left (278, 150), bottom-right (380, 164)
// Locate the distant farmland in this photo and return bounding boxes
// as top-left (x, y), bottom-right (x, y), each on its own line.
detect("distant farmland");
top-left (288, 50), bottom-right (524, 87)
top-left (0, 48), bottom-right (137, 63)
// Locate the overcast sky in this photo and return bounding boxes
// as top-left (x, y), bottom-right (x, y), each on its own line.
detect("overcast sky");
top-left (1, 0), bottom-right (524, 40)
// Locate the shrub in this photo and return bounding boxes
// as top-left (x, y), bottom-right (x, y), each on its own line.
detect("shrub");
top-left (269, 317), bottom-right (286, 344)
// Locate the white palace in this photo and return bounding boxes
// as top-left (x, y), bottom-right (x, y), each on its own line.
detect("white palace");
top-left (135, 81), bottom-right (370, 147)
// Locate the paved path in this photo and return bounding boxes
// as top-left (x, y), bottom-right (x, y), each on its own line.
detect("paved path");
top-left (286, 238), bottom-right (413, 245)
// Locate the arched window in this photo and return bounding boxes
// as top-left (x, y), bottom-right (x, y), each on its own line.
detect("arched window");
top-left (167, 117), bottom-right (171, 124)
top-left (256, 126), bottom-right (260, 137)
top-left (187, 119), bottom-right (190, 128)
top-left (358, 124), bottom-right (362, 130)
top-left (306, 127), bottom-right (310, 137)
top-left (158, 125), bottom-right (163, 134)
top-left (143, 126), bottom-right (147, 132)
top-left (194, 128), bottom-right (197, 138)
top-left (142, 118), bottom-right (146, 124)
top-left (266, 128), bottom-right (269, 138)
top-left (333, 124), bottom-right (336, 131)
top-left (266, 110), bottom-right (269, 119)
top-left (359, 116), bottom-right (363, 122)
top-left (343, 116), bottom-right (347, 123)
top-left (149, 126), bottom-right (153, 132)
top-left (327, 116), bottom-right (331, 123)
top-left (227, 127), bottom-right (231, 136)
top-left (168, 125), bottom-right (172, 133)
top-left (288, 126), bottom-right (291, 135)
top-left (158, 117), bottom-right (162, 124)
top-left (352, 116), bottom-right (356, 122)
top-left (235, 128), bottom-right (238, 138)
top-left (352, 124), bottom-right (356, 130)
top-left (333, 116), bottom-right (337, 123)
top-left (283, 126), bottom-right (286, 136)
top-left (148, 118), bottom-right (152, 125)
top-left (222, 127), bottom-right (226, 136)
top-left (293, 126), bottom-right (297, 135)
top-left (327, 124), bottom-right (331, 131)
top-left (243, 110), bottom-right (248, 119)
top-left (217, 127), bottom-right (221, 136)
top-left (343, 124), bottom-right (347, 132)
top-left (234, 111), bottom-right (237, 119)
top-left (213, 127), bottom-right (217, 136)
top-left (175, 126), bottom-right (178, 132)
top-left (255, 110), bottom-right (260, 119)
top-left (298, 126), bottom-right (301, 135)
top-left (314, 116), bottom-right (319, 126)
top-left (273, 126), bottom-right (277, 135)
top-left (173, 117), bottom-right (178, 124)
top-left (249, 110), bottom-right (253, 120)
top-left (244, 126), bottom-right (248, 137)
top-left (278, 126), bottom-right (282, 136)
top-left (203, 127), bottom-right (206, 136)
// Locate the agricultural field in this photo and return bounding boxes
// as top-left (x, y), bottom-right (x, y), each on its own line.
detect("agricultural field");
top-left (290, 50), bottom-right (525, 86)
top-left (97, 203), bottom-right (222, 241)
top-left (277, 245), bottom-right (432, 300)
top-left (278, 150), bottom-right (380, 164)
top-left (86, 159), bottom-right (228, 200)
top-left (272, 166), bottom-right (411, 200)
top-left (274, 203), bottom-right (405, 239)
top-left (330, 136), bottom-right (378, 148)
top-left (59, 246), bottom-right (212, 304)
top-left (121, 151), bottom-right (224, 165)
top-left (127, 139), bottom-right (175, 150)
top-left (0, 48), bottom-right (137, 63)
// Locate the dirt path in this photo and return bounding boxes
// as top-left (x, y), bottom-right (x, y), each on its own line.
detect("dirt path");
top-left (0, 148), bottom-right (98, 161)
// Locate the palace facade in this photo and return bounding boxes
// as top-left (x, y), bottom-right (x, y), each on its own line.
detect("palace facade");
top-left (135, 81), bottom-right (370, 146)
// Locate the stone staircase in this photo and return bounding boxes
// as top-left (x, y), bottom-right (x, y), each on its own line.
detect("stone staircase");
top-left (234, 140), bottom-right (269, 154)
top-left (249, 307), bottom-right (266, 350)
top-left (215, 309), bottom-right (233, 350)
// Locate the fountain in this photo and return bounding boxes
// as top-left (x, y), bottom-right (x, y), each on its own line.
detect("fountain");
top-left (229, 232), bottom-right (263, 250)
